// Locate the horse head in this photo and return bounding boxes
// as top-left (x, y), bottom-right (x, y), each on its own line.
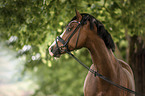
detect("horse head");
top-left (49, 10), bottom-right (115, 57)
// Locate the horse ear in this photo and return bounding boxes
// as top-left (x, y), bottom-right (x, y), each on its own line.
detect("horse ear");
top-left (75, 9), bottom-right (82, 22)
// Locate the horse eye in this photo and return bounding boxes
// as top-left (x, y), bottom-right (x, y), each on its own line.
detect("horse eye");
top-left (67, 28), bottom-right (71, 32)
top-left (68, 28), bottom-right (71, 31)
top-left (67, 26), bottom-right (73, 32)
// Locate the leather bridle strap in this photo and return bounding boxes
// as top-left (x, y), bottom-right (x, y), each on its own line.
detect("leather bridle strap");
top-left (55, 21), bottom-right (81, 53)
top-left (75, 26), bottom-right (81, 48)
top-left (65, 22), bottom-right (81, 47)
top-left (66, 50), bottom-right (145, 96)
top-left (55, 15), bottom-right (89, 54)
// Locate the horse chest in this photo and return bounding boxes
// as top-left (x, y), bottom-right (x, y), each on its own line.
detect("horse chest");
top-left (84, 70), bottom-right (106, 96)
top-left (84, 64), bottom-right (99, 96)
top-left (84, 72), bottom-right (119, 96)
top-left (83, 64), bottom-right (135, 96)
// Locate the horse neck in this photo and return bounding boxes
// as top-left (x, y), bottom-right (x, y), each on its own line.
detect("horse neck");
top-left (86, 35), bottom-right (121, 82)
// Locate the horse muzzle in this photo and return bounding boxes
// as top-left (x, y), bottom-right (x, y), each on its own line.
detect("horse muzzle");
top-left (49, 46), bottom-right (60, 57)
top-left (49, 44), bottom-right (67, 58)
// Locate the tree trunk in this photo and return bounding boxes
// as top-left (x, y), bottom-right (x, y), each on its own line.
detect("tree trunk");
top-left (129, 35), bottom-right (145, 95)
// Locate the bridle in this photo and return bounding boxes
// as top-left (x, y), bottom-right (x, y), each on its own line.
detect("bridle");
top-left (54, 15), bottom-right (145, 96)
top-left (55, 15), bottom-right (89, 54)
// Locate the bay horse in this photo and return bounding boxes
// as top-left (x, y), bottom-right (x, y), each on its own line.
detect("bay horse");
top-left (49, 10), bottom-right (135, 96)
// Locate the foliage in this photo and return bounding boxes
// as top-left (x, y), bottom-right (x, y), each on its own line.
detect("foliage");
top-left (0, 0), bottom-right (144, 95)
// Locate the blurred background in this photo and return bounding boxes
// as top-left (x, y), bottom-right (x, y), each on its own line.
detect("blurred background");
top-left (0, 0), bottom-right (144, 96)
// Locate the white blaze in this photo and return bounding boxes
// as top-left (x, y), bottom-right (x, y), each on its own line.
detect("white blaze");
top-left (60, 30), bottom-right (66, 38)
top-left (49, 30), bottom-right (66, 56)
top-left (50, 30), bottom-right (66, 47)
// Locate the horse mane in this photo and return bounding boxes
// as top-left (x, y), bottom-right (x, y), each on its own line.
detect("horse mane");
top-left (70, 13), bottom-right (115, 52)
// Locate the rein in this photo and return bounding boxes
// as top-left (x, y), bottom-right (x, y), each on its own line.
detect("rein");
top-left (66, 51), bottom-right (144, 96)
top-left (55, 16), bottom-right (145, 96)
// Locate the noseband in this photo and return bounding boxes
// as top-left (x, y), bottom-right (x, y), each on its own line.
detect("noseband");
top-left (55, 16), bottom-right (89, 54)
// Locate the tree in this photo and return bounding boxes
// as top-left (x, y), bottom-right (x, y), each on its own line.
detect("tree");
top-left (106, 0), bottom-right (145, 94)
top-left (0, 0), bottom-right (144, 95)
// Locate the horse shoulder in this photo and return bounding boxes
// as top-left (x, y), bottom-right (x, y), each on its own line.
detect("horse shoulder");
top-left (118, 59), bottom-right (135, 94)
top-left (84, 64), bottom-right (99, 96)
top-left (118, 59), bottom-right (134, 77)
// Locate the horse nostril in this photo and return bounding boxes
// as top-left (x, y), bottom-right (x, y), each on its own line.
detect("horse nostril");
top-left (49, 46), bottom-right (54, 56)
top-left (51, 46), bottom-right (53, 52)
